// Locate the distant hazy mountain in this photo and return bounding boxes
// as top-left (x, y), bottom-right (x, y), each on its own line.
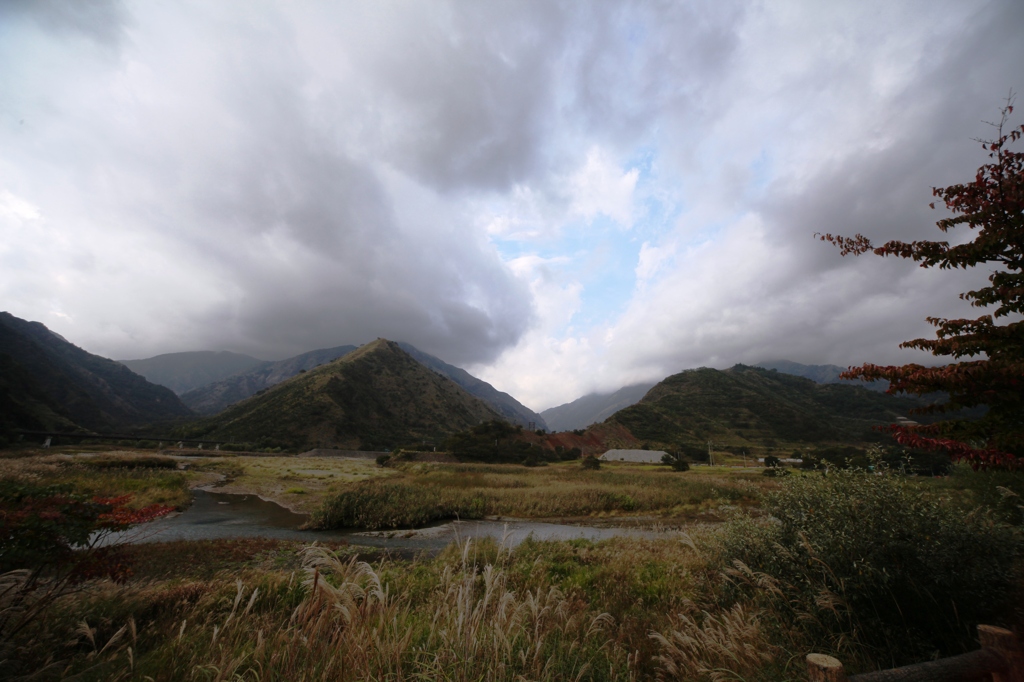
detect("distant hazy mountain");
top-left (0, 312), bottom-right (192, 434)
top-left (608, 364), bottom-right (920, 450)
top-left (396, 342), bottom-right (547, 430)
top-left (120, 351), bottom-right (265, 394)
top-left (184, 339), bottom-right (502, 450)
top-left (541, 382), bottom-right (657, 432)
top-left (755, 360), bottom-right (890, 392)
top-left (181, 345), bottom-right (358, 414)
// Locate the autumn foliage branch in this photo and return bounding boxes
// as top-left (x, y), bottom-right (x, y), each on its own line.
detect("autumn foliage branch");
top-left (817, 98), bottom-right (1024, 467)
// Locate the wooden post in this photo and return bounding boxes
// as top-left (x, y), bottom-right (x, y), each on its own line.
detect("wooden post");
top-left (808, 653), bottom-right (848, 682)
top-left (979, 625), bottom-right (1024, 682)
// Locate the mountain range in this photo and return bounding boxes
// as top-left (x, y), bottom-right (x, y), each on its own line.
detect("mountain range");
top-left (607, 364), bottom-right (921, 453)
top-left (177, 339), bottom-right (503, 450)
top-left (0, 309), bottom-right (933, 455)
top-left (120, 351), bottom-right (265, 395)
top-left (541, 382), bottom-right (657, 432)
top-left (127, 341), bottom-right (547, 429)
top-left (0, 312), bottom-right (192, 435)
top-left (179, 345), bottom-right (359, 414)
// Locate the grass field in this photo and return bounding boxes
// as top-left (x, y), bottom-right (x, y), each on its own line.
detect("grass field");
top-left (0, 450), bottom-right (193, 509)
top-left (186, 454), bottom-right (394, 512)
top-left (3, 448), bottom-right (1022, 680)
top-left (311, 460), bottom-right (769, 530)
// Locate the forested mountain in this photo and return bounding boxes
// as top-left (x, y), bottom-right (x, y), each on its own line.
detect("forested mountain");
top-left (0, 312), bottom-right (192, 435)
top-left (607, 364), bottom-right (926, 452)
top-left (396, 342), bottom-right (547, 430)
top-left (541, 382), bottom-right (656, 432)
top-left (180, 345), bottom-right (358, 414)
top-left (178, 340), bottom-right (546, 430)
top-left (180, 339), bottom-right (502, 451)
top-left (120, 351), bottom-right (265, 394)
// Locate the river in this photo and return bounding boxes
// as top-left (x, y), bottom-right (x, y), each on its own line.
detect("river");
top-left (117, 490), bottom-right (680, 552)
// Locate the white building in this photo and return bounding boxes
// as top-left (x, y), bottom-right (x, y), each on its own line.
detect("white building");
top-left (599, 448), bottom-right (667, 464)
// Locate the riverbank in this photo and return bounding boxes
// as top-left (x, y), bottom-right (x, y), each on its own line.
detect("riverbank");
top-left (4, 448), bottom-right (1021, 680)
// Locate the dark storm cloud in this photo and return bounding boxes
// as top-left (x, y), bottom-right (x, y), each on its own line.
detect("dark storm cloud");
top-left (0, 1), bottom-right (550, 365)
top-left (2, 0), bottom-right (1023, 407)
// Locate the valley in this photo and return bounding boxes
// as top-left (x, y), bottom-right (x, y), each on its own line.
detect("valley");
top-left (2, 312), bottom-right (1021, 681)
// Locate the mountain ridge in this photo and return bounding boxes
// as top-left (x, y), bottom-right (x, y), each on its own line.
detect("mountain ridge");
top-left (181, 339), bottom-right (504, 451)
top-left (120, 351), bottom-right (265, 395)
top-left (396, 342), bottom-right (547, 430)
top-left (541, 382), bottom-right (657, 432)
top-left (181, 345), bottom-right (359, 414)
top-left (0, 312), bottom-right (193, 435)
top-left (606, 364), bottom-right (925, 453)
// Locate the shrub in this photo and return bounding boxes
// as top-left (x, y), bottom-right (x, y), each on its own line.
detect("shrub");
top-left (0, 480), bottom-right (173, 643)
top-left (562, 446), bottom-right (582, 460)
top-left (718, 469), bottom-right (1021, 664)
top-left (75, 455), bottom-right (178, 470)
top-left (661, 452), bottom-right (691, 471)
top-left (581, 455), bottom-right (601, 470)
top-left (310, 480), bottom-right (486, 530)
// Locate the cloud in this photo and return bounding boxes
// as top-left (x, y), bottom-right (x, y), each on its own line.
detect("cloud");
top-left (1, 0), bottom-right (1022, 411)
top-left (0, 1), bottom-right (538, 365)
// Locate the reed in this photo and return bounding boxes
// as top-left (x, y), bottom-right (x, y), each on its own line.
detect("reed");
top-left (311, 464), bottom-right (761, 530)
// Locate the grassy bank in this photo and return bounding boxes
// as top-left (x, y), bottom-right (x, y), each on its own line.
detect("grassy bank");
top-left (9, 483), bottom-right (1021, 681)
top-left (310, 461), bottom-right (766, 530)
top-left (187, 454), bottom-right (393, 512)
top-left (3, 455), bottom-right (1022, 680)
top-left (0, 451), bottom-right (193, 509)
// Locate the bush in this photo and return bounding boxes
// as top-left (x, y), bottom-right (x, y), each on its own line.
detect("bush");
top-left (661, 452), bottom-right (691, 471)
top-left (763, 455), bottom-right (781, 468)
top-left (75, 455), bottom-right (178, 470)
top-left (0, 480), bottom-right (174, 643)
top-left (581, 455), bottom-right (601, 470)
top-left (718, 469), bottom-right (1021, 664)
top-left (310, 479), bottom-right (486, 530)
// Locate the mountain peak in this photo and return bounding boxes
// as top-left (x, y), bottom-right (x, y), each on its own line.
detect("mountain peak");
top-left (190, 338), bottom-right (503, 451)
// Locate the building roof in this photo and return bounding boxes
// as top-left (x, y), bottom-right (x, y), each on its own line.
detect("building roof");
top-left (599, 448), bottom-right (667, 463)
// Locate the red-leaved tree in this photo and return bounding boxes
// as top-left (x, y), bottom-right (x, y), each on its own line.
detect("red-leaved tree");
top-left (1, 481), bottom-right (173, 644)
top-left (819, 100), bottom-right (1023, 468)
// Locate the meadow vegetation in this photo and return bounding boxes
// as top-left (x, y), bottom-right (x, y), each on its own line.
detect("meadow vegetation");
top-left (188, 454), bottom-right (392, 513)
top-left (3, 449), bottom-right (1021, 680)
top-left (0, 451), bottom-right (192, 510)
top-left (7, 465), bottom-right (1022, 680)
top-left (310, 461), bottom-right (764, 530)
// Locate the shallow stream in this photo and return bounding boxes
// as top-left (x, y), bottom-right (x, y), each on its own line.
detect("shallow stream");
top-left (119, 490), bottom-right (679, 552)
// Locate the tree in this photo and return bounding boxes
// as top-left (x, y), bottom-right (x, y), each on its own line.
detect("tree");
top-left (661, 451), bottom-right (691, 471)
top-left (818, 100), bottom-right (1023, 468)
top-left (1, 480), bottom-right (173, 643)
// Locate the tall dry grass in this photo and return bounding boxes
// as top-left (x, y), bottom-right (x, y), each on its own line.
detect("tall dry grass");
top-left (42, 539), bottom-right (626, 681)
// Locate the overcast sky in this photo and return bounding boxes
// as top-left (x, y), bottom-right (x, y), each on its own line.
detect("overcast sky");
top-left (1, 0), bottom-right (1022, 410)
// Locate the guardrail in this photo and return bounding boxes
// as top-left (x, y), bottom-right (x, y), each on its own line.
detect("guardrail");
top-left (807, 625), bottom-right (1022, 682)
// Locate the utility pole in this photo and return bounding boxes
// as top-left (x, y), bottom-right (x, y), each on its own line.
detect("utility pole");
top-left (708, 440), bottom-right (714, 466)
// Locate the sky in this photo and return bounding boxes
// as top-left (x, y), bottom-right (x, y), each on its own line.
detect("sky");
top-left (1, 0), bottom-right (1022, 411)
